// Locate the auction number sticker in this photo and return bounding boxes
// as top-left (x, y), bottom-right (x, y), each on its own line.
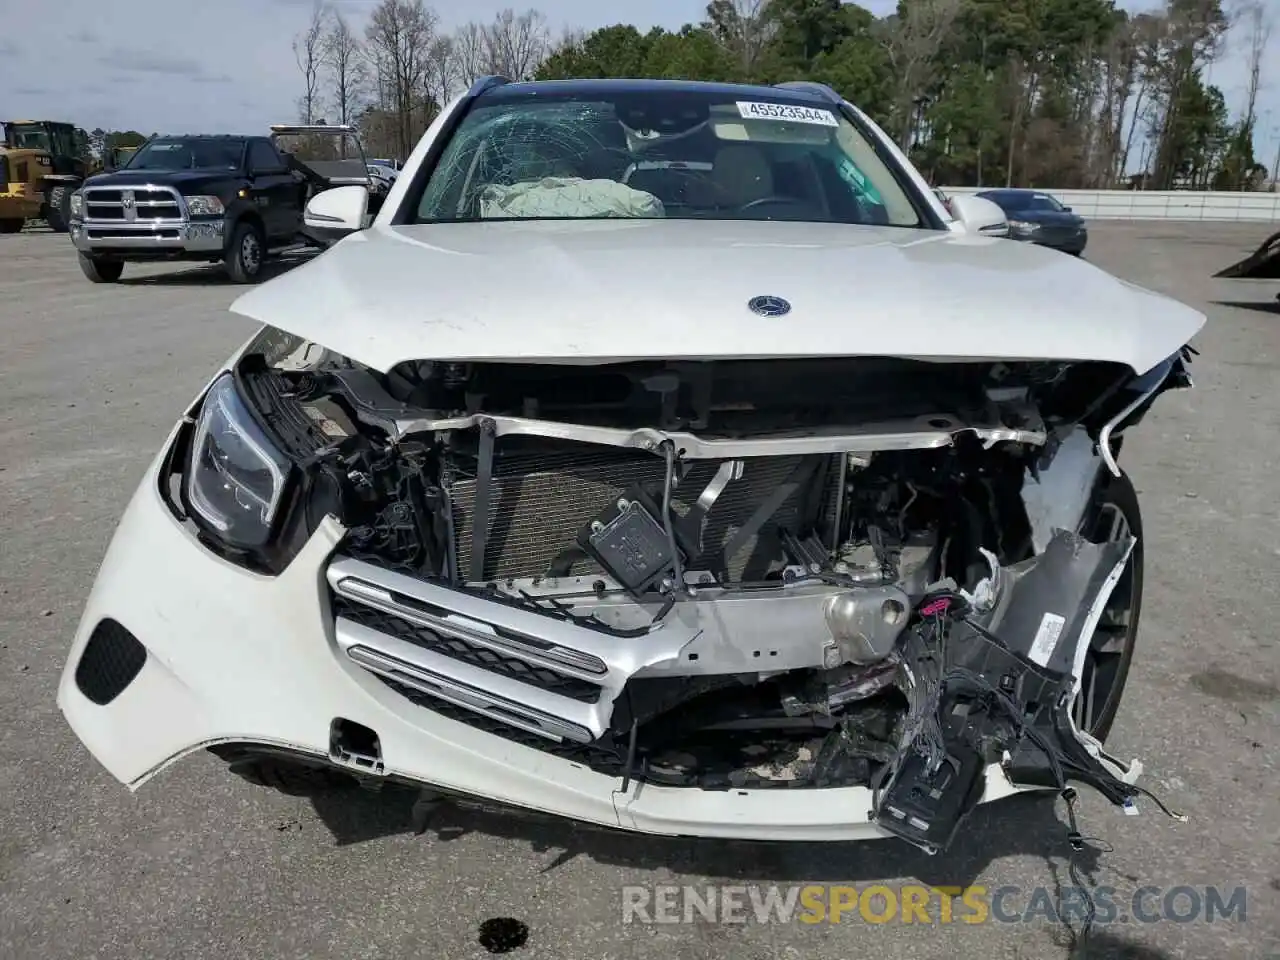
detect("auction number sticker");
top-left (736, 101), bottom-right (839, 126)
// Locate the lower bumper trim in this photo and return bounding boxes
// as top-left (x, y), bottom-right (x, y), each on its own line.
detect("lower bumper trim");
top-left (71, 219), bottom-right (224, 253)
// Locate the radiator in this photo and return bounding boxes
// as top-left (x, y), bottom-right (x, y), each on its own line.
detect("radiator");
top-left (446, 444), bottom-right (838, 583)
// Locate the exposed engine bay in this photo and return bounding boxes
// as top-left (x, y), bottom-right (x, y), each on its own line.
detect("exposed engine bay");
top-left (166, 330), bottom-right (1193, 853)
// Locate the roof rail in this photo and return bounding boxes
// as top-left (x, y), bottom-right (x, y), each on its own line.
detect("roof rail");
top-left (773, 81), bottom-right (843, 104)
top-left (468, 75), bottom-right (511, 97)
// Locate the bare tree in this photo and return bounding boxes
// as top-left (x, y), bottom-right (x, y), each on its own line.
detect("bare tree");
top-left (453, 21), bottom-right (489, 87)
top-left (1004, 57), bottom-right (1036, 186)
top-left (705, 0), bottom-right (774, 76)
top-left (881, 0), bottom-right (964, 148)
top-left (1091, 16), bottom-right (1146, 186)
top-left (482, 8), bottom-right (550, 81)
top-left (424, 36), bottom-right (458, 111)
top-left (294, 1), bottom-right (330, 124)
top-left (1118, 12), bottom-right (1166, 181)
top-left (364, 0), bottom-right (439, 160)
top-left (1237, 0), bottom-right (1272, 128)
top-left (1147, 0), bottom-right (1229, 188)
top-left (323, 12), bottom-right (365, 126)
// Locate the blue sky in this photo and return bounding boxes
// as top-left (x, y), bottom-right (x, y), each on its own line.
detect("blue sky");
top-left (2, 0), bottom-right (1276, 169)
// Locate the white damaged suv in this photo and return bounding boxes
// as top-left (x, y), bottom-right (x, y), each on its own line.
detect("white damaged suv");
top-left (59, 77), bottom-right (1201, 853)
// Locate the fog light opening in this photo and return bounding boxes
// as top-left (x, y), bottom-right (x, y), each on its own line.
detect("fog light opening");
top-left (329, 718), bottom-right (385, 776)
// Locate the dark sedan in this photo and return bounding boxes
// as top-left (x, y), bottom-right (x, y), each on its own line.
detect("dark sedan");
top-left (976, 188), bottom-right (1087, 255)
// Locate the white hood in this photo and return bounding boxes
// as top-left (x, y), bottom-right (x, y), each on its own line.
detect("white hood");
top-left (230, 218), bottom-right (1205, 374)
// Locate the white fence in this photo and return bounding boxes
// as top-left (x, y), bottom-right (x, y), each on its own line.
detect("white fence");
top-left (939, 186), bottom-right (1280, 222)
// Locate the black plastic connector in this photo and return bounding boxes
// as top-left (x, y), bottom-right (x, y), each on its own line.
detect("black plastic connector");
top-left (874, 745), bottom-right (987, 855)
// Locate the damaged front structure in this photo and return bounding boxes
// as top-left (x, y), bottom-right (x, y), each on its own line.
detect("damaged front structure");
top-left (163, 336), bottom-right (1188, 851)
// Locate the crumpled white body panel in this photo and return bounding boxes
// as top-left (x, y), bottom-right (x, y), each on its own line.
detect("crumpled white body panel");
top-left (229, 217), bottom-right (1205, 374)
top-left (57, 440), bottom-right (1032, 841)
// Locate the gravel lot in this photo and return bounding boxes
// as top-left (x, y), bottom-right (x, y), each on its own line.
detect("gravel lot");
top-left (1, 223), bottom-right (1277, 960)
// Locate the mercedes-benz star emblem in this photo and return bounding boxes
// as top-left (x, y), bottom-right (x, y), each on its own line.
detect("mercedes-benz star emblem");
top-left (748, 295), bottom-right (791, 318)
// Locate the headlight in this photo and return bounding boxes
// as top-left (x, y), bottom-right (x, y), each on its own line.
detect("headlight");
top-left (1008, 219), bottom-right (1039, 232)
top-left (70, 192), bottom-right (83, 217)
top-left (185, 195), bottom-right (225, 216)
top-left (186, 374), bottom-right (290, 549)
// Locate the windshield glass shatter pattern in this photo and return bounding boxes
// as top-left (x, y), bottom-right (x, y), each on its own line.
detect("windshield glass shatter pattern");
top-left (416, 92), bottom-right (921, 227)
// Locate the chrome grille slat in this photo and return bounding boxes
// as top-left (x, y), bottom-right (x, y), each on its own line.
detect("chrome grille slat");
top-left (326, 557), bottom-right (700, 742)
top-left (82, 185), bottom-right (186, 224)
top-left (335, 619), bottom-right (598, 743)
top-left (332, 596), bottom-right (604, 702)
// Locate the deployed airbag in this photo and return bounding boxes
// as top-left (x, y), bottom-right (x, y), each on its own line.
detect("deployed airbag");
top-left (479, 177), bottom-right (665, 219)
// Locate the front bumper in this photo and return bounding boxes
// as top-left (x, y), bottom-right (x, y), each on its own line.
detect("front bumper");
top-left (70, 218), bottom-right (224, 255)
top-left (57, 432), bottom-right (1050, 841)
top-left (1010, 228), bottom-right (1088, 254)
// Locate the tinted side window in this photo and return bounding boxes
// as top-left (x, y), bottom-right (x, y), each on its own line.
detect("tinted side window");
top-left (250, 141), bottom-right (283, 172)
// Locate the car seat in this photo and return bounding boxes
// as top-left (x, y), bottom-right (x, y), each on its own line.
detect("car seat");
top-left (710, 145), bottom-right (775, 207)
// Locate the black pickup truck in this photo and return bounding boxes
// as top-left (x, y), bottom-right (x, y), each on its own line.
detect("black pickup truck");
top-left (69, 127), bottom-right (383, 284)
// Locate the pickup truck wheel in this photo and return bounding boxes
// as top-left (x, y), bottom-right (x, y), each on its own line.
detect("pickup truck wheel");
top-left (0, 218), bottom-right (24, 234)
top-left (225, 221), bottom-right (265, 283)
top-left (78, 254), bottom-right (124, 283)
top-left (45, 185), bottom-right (71, 233)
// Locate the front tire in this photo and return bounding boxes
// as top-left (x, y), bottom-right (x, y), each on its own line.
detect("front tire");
top-left (45, 185), bottom-right (71, 232)
top-left (1073, 469), bottom-right (1143, 742)
top-left (78, 253), bottom-right (124, 283)
top-left (224, 221), bottom-right (265, 283)
top-left (0, 218), bottom-right (23, 234)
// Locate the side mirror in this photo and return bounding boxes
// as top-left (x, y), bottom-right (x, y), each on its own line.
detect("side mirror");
top-left (304, 185), bottom-right (369, 234)
top-left (949, 194), bottom-right (1010, 238)
top-left (1062, 205), bottom-right (1073, 212)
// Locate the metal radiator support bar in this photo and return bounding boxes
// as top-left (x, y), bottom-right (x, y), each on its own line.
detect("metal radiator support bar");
top-left (469, 418), bottom-right (496, 583)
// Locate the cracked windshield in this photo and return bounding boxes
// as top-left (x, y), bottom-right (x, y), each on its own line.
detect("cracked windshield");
top-left (415, 89), bottom-right (922, 226)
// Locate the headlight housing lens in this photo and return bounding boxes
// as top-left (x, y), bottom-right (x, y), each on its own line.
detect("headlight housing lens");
top-left (70, 192), bottom-right (83, 217)
top-left (1008, 219), bottom-right (1039, 232)
top-left (185, 195), bottom-right (225, 216)
top-left (186, 374), bottom-right (290, 549)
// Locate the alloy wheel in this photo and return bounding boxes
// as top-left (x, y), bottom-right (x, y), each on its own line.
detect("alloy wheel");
top-left (1073, 500), bottom-right (1137, 737)
top-left (242, 232), bottom-right (262, 274)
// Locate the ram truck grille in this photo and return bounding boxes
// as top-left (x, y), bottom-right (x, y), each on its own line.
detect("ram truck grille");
top-left (82, 186), bottom-right (185, 222)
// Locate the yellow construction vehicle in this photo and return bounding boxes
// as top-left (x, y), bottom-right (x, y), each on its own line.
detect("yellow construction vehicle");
top-left (0, 147), bottom-right (45, 233)
top-left (91, 143), bottom-right (139, 174)
top-left (107, 144), bottom-right (138, 170)
top-left (0, 120), bottom-right (89, 232)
